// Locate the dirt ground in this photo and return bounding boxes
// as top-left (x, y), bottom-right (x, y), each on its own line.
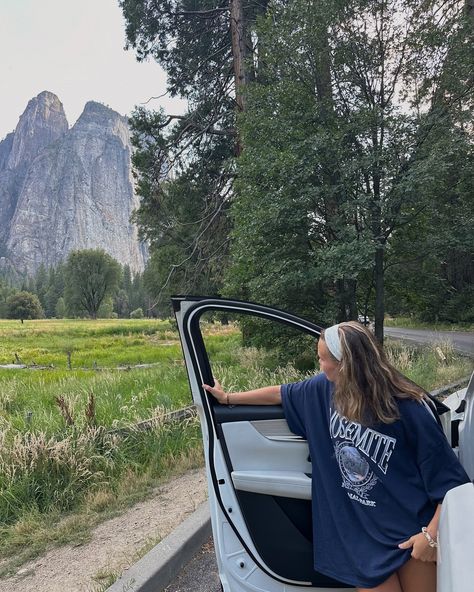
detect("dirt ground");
top-left (0, 468), bottom-right (208, 592)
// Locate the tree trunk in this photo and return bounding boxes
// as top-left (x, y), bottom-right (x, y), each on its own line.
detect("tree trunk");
top-left (371, 167), bottom-right (385, 343)
top-left (374, 244), bottom-right (384, 344)
top-left (230, 0), bottom-right (247, 111)
top-left (335, 279), bottom-right (358, 322)
top-left (230, 0), bottom-right (248, 155)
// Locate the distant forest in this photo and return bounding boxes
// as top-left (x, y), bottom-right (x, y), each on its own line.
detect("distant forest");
top-left (0, 250), bottom-right (151, 320)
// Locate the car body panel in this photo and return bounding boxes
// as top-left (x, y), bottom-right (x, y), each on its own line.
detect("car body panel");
top-left (437, 372), bottom-right (474, 590)
top-left (438, 482), bottom-right (474, 592)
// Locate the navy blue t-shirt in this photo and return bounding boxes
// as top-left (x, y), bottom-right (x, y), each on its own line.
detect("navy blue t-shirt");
top-left (281, 373), bottom-right (470, 588)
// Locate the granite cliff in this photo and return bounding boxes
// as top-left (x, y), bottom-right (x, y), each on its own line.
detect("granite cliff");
top-left (0, 91), bottom-right (147, 275)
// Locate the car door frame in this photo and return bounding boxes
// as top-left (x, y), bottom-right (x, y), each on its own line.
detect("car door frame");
top-left (172, 296), bottom-right (357, 590)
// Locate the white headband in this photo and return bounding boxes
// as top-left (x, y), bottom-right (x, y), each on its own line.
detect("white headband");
top-left (324, 324), bottom-right (342, 361)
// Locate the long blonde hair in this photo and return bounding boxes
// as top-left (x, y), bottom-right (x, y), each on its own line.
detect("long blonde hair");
top-left (321, 321), bottom-right (425, 425)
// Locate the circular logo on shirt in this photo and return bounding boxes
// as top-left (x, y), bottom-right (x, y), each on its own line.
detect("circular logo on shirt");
top-left (337, 445), bottom-right (371, 485)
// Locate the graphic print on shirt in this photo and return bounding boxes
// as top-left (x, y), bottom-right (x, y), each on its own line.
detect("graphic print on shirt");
top-left (330, 408), bottom-right (397, 507)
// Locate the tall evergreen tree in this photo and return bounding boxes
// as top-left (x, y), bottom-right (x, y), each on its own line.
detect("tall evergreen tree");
top-left (228, 0), bottom-right (473, 338)
top-left (44, 264), bottom-right (66, 318)
top-left (34, 264), bottom-right (49, 311)
top-left (0, 281), bottom-right (16, 319)
top-left (121, 0), bottom-right (270, 310)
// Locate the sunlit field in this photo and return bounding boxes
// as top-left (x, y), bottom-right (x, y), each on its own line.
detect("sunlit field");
top-left (0, 318), bottom-right (470, 573)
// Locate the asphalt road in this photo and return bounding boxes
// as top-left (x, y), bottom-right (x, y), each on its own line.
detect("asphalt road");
top-left (164, 538), bottom-right (220, 592)
top-left (384, 327), bottom-right (474, 356)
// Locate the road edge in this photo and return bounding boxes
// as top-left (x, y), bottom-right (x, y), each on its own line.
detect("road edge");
top-left (106, 501), bottom-right (211, 592)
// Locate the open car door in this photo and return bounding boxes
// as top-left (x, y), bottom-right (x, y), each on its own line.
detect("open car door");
top-left (438, 372), bottom-right (474, 592)
top-left (172, 296), bottom-right (353, 592)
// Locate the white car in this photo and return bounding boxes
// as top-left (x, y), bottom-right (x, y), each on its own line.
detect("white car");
top-left (173, 296), bottom-right (474, 592)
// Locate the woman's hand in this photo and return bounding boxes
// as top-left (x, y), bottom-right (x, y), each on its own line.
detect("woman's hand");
top-left (398, 532), bottom-right (437, 562)
top-left (202, 379), bottom-right (227, 404)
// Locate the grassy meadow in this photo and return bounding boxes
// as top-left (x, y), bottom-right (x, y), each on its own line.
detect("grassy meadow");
top-left (0, 318), bottom-right (203, 573)
top-left (0, 317), bottom-right (471, 574)
top-left (0, 318), bottom-right (191, 434)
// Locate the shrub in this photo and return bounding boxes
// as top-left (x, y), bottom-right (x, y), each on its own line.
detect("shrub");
top-left (130, 308), bottom-right (144, 319)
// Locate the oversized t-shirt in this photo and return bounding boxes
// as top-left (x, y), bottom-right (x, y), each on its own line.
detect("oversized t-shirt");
top-left (281, 372), bottom-right (470, 588)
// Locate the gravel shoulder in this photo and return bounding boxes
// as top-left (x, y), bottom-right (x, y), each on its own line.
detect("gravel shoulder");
top-left (0, 468), bottom-right (207, 592)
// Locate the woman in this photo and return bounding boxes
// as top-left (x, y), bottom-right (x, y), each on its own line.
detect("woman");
top-left (203, 321), bottom-right (470, 592)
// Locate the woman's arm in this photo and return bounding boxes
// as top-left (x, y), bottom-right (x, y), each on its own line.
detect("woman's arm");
top-left (398, 504), bottom-right (441, 562)
top-left (202, 379), bottom-right (282, 405)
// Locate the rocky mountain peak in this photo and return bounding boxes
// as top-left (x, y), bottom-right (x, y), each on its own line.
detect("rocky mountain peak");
top-left (73, 101), bottom-right (130, 147)
top-left (7, 91), bottom-right (69, 170)
top-left (0, 92), bottom-right (147, 275)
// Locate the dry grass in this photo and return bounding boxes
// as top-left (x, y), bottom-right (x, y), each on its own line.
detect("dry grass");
top-left (385, 339), bottom-right (472, 391)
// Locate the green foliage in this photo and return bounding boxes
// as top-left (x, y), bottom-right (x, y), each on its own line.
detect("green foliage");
top-left (120, 0), bottom-right (472, 331)
top-left (121, 0), bottom-right (272, 309)
top-left (0, 281), bottom-right (16, 318)
top-left (385, 125), bottom-right (474, 323)
top-left (130, 107), bottom-right (233, 315)
top-left (114, 289), bottom-right (130, 318)
top-left (227, 0), bottom-right (473, 336)
top-left (55, 297), bottom-right (66, 318)
top-left (6, 291), bottom-right (44, 322)
top-left (44, 264), bottom-right (66, 317)
top-left (0, 263), bottom-right (147, 320)
top-left (120, 0), bottom-right (234, 99)
top-left (64, 250), bottom-right (121, 319)
top-left (98, 297), bottom-right (115, 319)
top-left (130, 307), bottom-right (144, 319)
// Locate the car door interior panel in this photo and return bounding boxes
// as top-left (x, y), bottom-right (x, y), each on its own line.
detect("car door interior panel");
top-left (220, 421), bottom-right (311, 474)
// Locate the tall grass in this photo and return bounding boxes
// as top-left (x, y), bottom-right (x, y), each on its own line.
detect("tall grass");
top-left (0, 417), bottom-right (202, 527)
top-left (0, 319), bottom-right (204, 569)
top-left (0, 318), bottom-right (179, 367)
top-left (384, 339), bottom-right (472, 390)
top-left (0, 365), bottom-right (190, 434)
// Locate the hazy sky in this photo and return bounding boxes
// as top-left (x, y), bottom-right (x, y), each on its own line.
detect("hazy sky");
top-left (0, 0), bottom-right (186, 139)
